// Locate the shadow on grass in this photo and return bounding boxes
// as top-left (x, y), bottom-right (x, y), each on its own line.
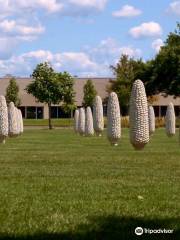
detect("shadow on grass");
top-left (0, 215), bottom-right (179, 240)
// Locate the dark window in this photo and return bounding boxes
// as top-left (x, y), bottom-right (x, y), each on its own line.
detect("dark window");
top-left (37, 107), bottom-right (43, 119)
top-left (175, 106), bottom-right (180, 117)
top-left (18, 107), bottom-right (25, 118)
top-left (103, 105), bottom-right (107, 117)
top-left (58, 107), bottom-right (71, 118)
top-left (51, 106), bottom-right (71, 118)
top-left (161, 106), bottom-right (167, 117)
top-left (51, 107), bottom-right (58, 118)
top-left (154, 106), bottom-right (160, 117)
top-left (27, 107), bottom-right (36, 119)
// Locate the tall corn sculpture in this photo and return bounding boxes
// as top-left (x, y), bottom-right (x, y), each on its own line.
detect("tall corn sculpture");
top-left (85, 107), bottom-right (94, 136)
top-left (15, 107), bottom-right (21, 135)
top-left (107, 92), bottom-right (121, 146)
top-left (93, 96), bottom-right (104, 136)
top-left (129, 79), bottom-right (149, 150)
top-left (78, 108), bottom-right (85, 136)
top-left (148, 106), bottom-right (155, 135)
top-left (74, 109), bottom-right (79, 133)
top-left (8, 102), bottom-right (18, 137)
top-left (165, 102), bottom-right (176, 137)
top-left (0, 96), bottom-right (8, 144)
top-left (18, 109), bottom-right (23, 134)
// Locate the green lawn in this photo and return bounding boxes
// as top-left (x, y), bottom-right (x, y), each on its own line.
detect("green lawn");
top-left (23, 119), bottom-right (73, 127)
top-left (0, 129), bottom-right (179, 239)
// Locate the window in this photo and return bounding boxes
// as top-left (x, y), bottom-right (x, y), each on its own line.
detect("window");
top-left (58, 107), bottom-right (71, 118)
top-left (26, 107), bottom-right (43, 119)
top-left (18, 107), bottom-right (25, 118)
top-left (27, 107), bottom-right (36, 119)
top-left (51, 107), bottom-right (58, 118)
top-left (37, 107), bottom-right (43, 119)
top-left (51, 106), bottom-right (71, 118)
top-left (103, 105), bottom-right (107, 116)
top-left (161, 106), bottom-right (167, 117)
top-left (154, 106), bottom-right (160, 117)
top-left (175, 106), bottom-right (180, 117)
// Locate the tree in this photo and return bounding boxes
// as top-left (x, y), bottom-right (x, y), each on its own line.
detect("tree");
top-left (108, 55), bottom-right (157, 115)
top-left (150, 22), bottom-right (180, 97)
top-left (83, 79), bottom-right (97, 108)
top-left (26, 62), bottom-right (75, 129)
top-left (55, 72), bottom-right (75, 114)
top-left (108, 55), bottom-right (135, 115)
top-left (5, 77), bottom-right (20, 106)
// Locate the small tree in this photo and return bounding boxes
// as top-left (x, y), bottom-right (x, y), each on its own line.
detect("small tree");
top-left (108, 55), bottom-right (135, 115)
top-left (83, 79), bottom-right (97, 108)
top-left (56, 72), bottom-right (76, 115)
top-left (5, 77), bottom-right (20, 107)
top-left (26, 62), bottom-right (64, 129)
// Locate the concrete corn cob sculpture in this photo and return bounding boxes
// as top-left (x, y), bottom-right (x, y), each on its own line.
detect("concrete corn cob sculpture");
top-left (107, 92), bottom-right (121, 146)
top-left (74, 109), bottom-right (79, 133)
top-left (85, 107), bottom-right (94, 136)
top-left (78, 107), bottom-right (85, 136)
top-left (8, 102), bottom-right (18, 137)
top-left (148, 105), bottom-right (155, 135)
top-left (15, 107), bottom-right (21, 135)
top-left (165, 102), bottom-right (176, 137)
top-left (93, 96), bottom-right (104, 136)
top-left (129, 79), bottom-right (149, 150)
top-left (0, 96), bottom-right (8, 144)
top-left (18, 109), bottom-right (23, 134)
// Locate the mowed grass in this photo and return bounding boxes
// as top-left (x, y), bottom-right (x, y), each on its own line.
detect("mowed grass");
top-left (0, 129), bottom-right (179, 240)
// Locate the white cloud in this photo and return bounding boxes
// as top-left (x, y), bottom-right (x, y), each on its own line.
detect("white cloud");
top-left (25, 0), bottom-right (64, 13)
top-left (0, 50), bottom-right (99, 77)
top-left (152, 39), bottom-right (164, 53)
top-left (0, 0), bottom-right (106, 16)
top-left (87, 38), bottom-right (142, 64)
top-left (168, 1), bottom-right (180, 15)
top-left (0, 0), bottom-right (63, 15)
top-left (69, 0), bottom-right (107, 11)
top-left (129, 22), bottom-right (162, 39)
top-left (0, 38), bottom-right (143, 77)
top-left (0, 19), bottom-right (45, 36)
top-left (112, 5), bottom-right (142, 18)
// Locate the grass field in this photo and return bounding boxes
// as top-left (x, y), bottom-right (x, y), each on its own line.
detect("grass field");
top-left (0, 129), bottom-right (179, 239)
top-left (23, 118), bottom-right (180, 128)
top-left (23, 119), bottom-right (73, 127)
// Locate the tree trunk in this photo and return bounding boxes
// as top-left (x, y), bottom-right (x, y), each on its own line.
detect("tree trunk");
top-left (48, 103), bottom-right (52, 130)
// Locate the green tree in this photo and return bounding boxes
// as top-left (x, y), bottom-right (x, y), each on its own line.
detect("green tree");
top-left (83, 79), bottom-right (97, 108)
top-left (5, 77), bottom-right (21, 106)
top-left (26, 62), bottom-right (75, 129)
top-left (55, 72), bottom-right (76, 114)
top-left (108, 55), bottom-right (156, 115)
top-left (108, 55), bottom-right (135, 115)
top-left (151, 22), bottom-right (180, 97)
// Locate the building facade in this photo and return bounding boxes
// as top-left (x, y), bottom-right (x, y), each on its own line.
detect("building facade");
top-left (0, 75), bottom-right (179, 119)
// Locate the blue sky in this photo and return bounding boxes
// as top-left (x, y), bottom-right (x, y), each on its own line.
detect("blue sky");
top-left (0, 0), bottom-right (179, 77)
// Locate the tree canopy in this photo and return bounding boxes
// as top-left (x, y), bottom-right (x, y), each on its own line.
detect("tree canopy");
top-left (83, 79), bottom-right (97, 108)
top-left (150, 23), bottom-right (180, 97)
top-left (5, 77), bottom-right (20, 107)
top-left (55, 72), bottom-right (75, 113)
